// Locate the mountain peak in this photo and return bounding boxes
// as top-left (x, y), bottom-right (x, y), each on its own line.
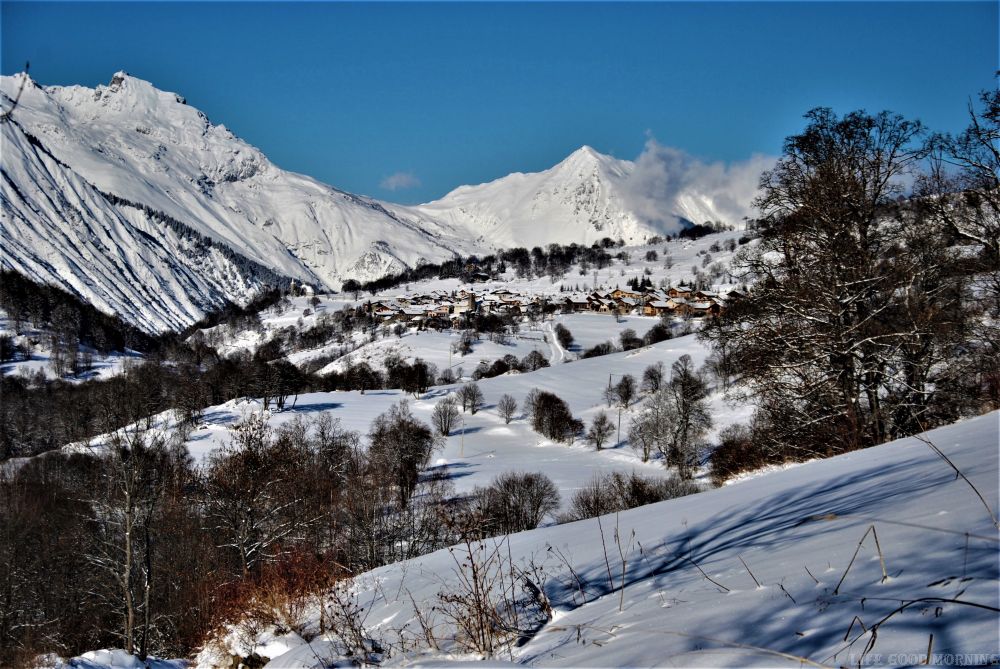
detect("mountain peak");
top-left (557, 144), bottom-right (619, 174)
top-left (568, 144), bottom-right (602, 162)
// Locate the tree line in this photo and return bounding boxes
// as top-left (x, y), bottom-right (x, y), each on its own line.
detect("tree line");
top-left (701, 90), bottom-right (1000, 478)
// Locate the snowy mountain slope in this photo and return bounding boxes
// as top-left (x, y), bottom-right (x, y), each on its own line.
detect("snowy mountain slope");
top-left (197, 411), bottom-right (1000, 668)
top-left (1, 118), bottom-right (285, 332)
top-left (0, 72), bottom-right (473, 297)
top-left (408, 145), bottom-right (744, 249)
top-left (1, 71), bottom-right (762, 331)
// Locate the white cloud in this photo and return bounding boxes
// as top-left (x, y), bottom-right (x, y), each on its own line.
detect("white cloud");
top-left (619, 136), bottom-right (776, 234)
top-left (380, 171), bottom-right (421, 191)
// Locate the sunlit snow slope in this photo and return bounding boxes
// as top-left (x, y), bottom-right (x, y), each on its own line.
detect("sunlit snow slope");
top-left (411, 145), bottom-right (738, 249)
top-left (198, 411), bottom-right (1000, 668)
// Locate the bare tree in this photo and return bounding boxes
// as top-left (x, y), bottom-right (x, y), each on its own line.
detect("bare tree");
top-left (560, 471), bottom-right (699, 522)
top-left (660, 355), bottom-right (712, 479)
top-left (702, 107), bottom-right (968, 456)
top-left (628, 412), bottom-right (658, 463)
top-left (585, 411), bottom-right (615, 451)
top-left (367, 401), bottom-right (438, 506)
top-left (641, 362), bottom-right (664, 394)
top-left (923, 87), bottom-right (1000, 261)
top-left (530, 391), bottom-right (582, 444)
top-left (619, 328), bottom-right (641, 351)
top-left (202, 413), bottom-right (312, 577)
top-left (615, 374), bottom-right (636, 408)
top-left (471, 472), bottom-right (561, 535)
top-left (432, 396), bottom-right (461, 436)
top-left (496, 394), bottom-right (518, 424)
top-left (459, 382), bottom-right (484, 415)
top-left (85, 427), bottom-right (169, 658)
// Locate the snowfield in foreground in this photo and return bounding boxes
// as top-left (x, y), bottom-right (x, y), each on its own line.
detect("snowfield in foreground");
top-left (187, 411), bottom-right (999, 669)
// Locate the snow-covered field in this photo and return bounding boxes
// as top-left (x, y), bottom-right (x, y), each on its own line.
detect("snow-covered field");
top-left (76, 334), bottom-right (740, 500)
top-left (195, 411), bottom-right (1000, 669)
top-left (312, 328), bottom-right (553, 376)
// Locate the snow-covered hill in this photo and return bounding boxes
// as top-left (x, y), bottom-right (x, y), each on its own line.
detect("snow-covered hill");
top-left (196, 410), bottom-right (1000, 668)
top-left (411, 145), bottom-right (749, 249)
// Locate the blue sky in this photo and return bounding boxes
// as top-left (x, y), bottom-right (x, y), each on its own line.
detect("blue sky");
top-left (2, 2), bottom-right (996, 203)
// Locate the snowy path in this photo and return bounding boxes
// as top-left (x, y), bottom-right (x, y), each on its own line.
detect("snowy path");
top-left (542, 319), bottom-right (567, 365)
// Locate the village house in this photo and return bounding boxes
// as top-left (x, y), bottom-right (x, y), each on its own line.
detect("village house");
top-left (563, 296), bottom-right (591, 312)
top-left (667, 285), bottom-right (693, 300)
top-left (644, 299), bottom-right (672, 317)
top-left (686, 301), bottom-right (722, 318)
top-left (610, 288), bottom-right (644, 301)
top-left (614, 296), bottom-right (640, 311)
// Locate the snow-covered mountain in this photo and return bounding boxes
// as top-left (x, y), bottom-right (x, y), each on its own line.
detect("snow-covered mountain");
top-left (1, 71), bottom-right (758, 332)
top-left (411, 144), bottom-right (743, 249)
top-left (0, 72), bottom-right (474, 331)
top-left (1, 117), bottom-right (285, 333)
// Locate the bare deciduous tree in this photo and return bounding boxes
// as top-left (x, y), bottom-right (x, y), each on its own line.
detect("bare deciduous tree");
top-left (615, 374), bottom-right (636, 408)
top-left (432, 396), bottom-right (461, 436)
top-left (586, 411), bottom-right (615, 451)
top-left (471, 471), bottom-right (560, 535)
top-left (85, 427), bottom-right (169, 658)
top-left (702, 107), bottom-right (970, 457)
top-left (496, 394), bottom-right (518, 424)
top-left (641, 362), bottom-right (664, 394)
top-left (459, 382), bottom-right (484, 415)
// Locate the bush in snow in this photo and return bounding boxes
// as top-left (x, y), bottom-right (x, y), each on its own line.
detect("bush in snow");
top-left (581, 340), bottom-right (618, 359)
top-left (619, 328), bottom-right (642, 351)
top-left (553, 323), bottom-right (574, 349)
top-left (528, 390), bottom-right (582, 444)
top-left (470, 471), bottom-right (561, 535)
top-left (559, 471), bottom-right (700, 523)
top-left (709, 423), bottom-right (773, 485)
top-left (520, 349), bottom-right (549, 371)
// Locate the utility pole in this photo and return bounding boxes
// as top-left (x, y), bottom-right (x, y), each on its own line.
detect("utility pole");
top-left (608, 372), bottom-right (623, 446)
top-left (617, 406), bottom-right (622, 447)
